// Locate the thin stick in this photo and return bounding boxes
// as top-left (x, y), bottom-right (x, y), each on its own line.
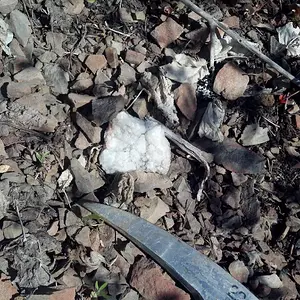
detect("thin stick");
top-left (262, 116), bottom-right (280, 128)
top-left (104, 21), bottom-right (132, 37)
top-left (126, 89), bottom-right (144, 110)
top-left (14, 201), bottom-right (27, 243)
top-left (180, 0), bottom-right (300, 87)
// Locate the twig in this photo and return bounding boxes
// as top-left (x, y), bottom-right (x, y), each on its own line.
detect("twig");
top-left (104, 21), bottom-right (132, 37)
top-left (126, 89), bottom-right (144, 110)
top-left (209, 24), bottom-right (217, 70)
top-left (262, 116), bottom-right (280, 128)
top-left (147, 116), bottom-right (213, 201)
top-left (180, 0), bottom-right (300, 87)
top-left (14, 200), bottom-right (27, 243)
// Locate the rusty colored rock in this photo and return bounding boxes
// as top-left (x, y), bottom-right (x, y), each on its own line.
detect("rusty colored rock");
top-left (295, 114), bottom-right (300, 129)
top-left (151, 18), bottom-right (184, 48)
top-left (85, 55), bottom-right (107, 74)
top-left (125, 49), bottom-right (145, 65)
top-left (213, 62), bottom-right (249, 100)
top-left (130, 257), bottom-right (190, 300)
top-left (0, 274), bottom-right (18, 300)
top-left (174, 83), bottom-right (197, 120)
top-left (223, 16), bottom-right (240, 28)
top-left (105, 47), bottom-right (119, 68)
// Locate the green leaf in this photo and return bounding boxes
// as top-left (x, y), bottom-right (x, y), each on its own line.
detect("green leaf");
top-left (99, 282), bottom-right (108, 292)
top-left (83, 213), bottom-right (103, 221)
top-left (87, 0), bottom-right (96, 3)
top-left (95, 281), bottom-right (100, 290)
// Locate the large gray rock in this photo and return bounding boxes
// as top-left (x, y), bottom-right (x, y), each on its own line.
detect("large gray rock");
top-left (8, 10), bottom-right (32, 47)
top-left (0, 0), bottom-right (18, 15)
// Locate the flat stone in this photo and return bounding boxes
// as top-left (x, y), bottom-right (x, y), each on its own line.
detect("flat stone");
top-left (119, 7), bottom-right (134, 23)
top-left (0, 274), bottom-right (18, 300)
top-left (125, 50), bottom-right (145, 65)
top-left (131, 171), bottom-right (172, 193)
top-left (71, 78), bottom-right (93, 92)
top-left (137, 61), bottom-right (152, 73)
top-left (130, 257), bottom-right (190, 300)
top-left (213, 62), bottom-right (249, 100)
top-left (43, 64), bottom-right (69, 95)
top-left (68, 93), bottom-right (95, 108)
top-left (132, 98), bottom-right (148, 119)
top-left (108, 42), bottom-right (121, 56)
top-left (223, 16), bottom-right (240, 28)
top-left (14, 67), bottom-right (46, 87)
top-left (295, 114), bottom-right (300, 129)
top-left (6, 82), bottom-right (31, 99)
top-left (38, 51), bottom-right (57, 63)
top-left (228, 260), bottom-right (249, 283)
top-left (174, 83), bottom-right (197, 120)
top-left (8, 10), bottom-right (32, 47)
top-left (134, 11), bottom-right (146, 21)
top-left (46, 32), bottom-right (66, 57)
top-left (75, 132), bottom-right (91, 150)
top-left (63, 0), bottom-right (84, 15)
top-left (231, 172), bottom-right (248, 186)
top-left (135, 196), bottom-right (169, 224)
top-left (75, 226), bottom-right (91, 247)
top-left (3, 221), bottom-right (26, 239)
top-left (15, 92), bottom-right (55, 115)
top-left (105, 47), bottom-right (119, 68)
top-left (70, 158), bottom-right (104, 193)
top-left (0, 0), bottom-right (18, 15)
top-left (188, 11), bottom-right (201, 21)
top-left (76, 112), bottom-right (101, 144)
top-left (85, 55), bottom-right (107, 74)
top-left (151, 18), bottom-right (184, 48)
top-left (49, 287), bottom-right (76, 300)
top-left (92, 96), bottom-right (125, 126)
top-left (222, 187), bottom-right (241, 209)
top-left (135, 44), bottom-right (147, 55)
top-left (118, 63), bottom-right (136, 86)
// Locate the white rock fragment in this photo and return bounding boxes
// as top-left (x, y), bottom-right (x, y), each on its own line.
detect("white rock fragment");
top-left (277, 22), bottom-right (300, 57)
top-left (57, 169), bottom-right (73, 189)
top-left (0, 17), bottom-right (13, 55)
top-left (240, 124), bottom-right (269, 146)
top-left (99, 112), bottom-right (171, 175)
top-left (258, 274), bottom-right (283, 289)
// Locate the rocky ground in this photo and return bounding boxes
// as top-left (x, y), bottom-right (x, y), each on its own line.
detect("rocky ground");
top-left (0, 0), bottom-right (300, 299)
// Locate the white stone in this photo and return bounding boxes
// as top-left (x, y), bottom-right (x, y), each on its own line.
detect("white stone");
top-left (99, 112), bottom-right (171, 175)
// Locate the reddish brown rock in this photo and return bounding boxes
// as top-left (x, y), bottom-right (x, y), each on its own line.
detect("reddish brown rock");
top-left (213, 62), bottom-right (249, 100)
top-left (105, 47), bottom-right (119, 68)
top-left (151, 18), bottom-right (184, 48)
top-left (49, 287), bottom-right (76, 300)
top-left (85, 55), bottom-right (107, 74)
top-left (295, 114), bottom-right (300, 129)
top-left (130, 257), bottom-right (190, 300)
top-left (0, 274), bottom-right (18, 300)
top-left (223, 16), bottom-right (240, 28)
top-left (174, 83), bottom-right (197, 120)
top-left (125, 49), bottom-right (145, 65)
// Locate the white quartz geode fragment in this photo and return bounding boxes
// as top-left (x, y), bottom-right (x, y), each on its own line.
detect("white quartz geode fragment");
top-left (99, 112), bottom-right (171, 175)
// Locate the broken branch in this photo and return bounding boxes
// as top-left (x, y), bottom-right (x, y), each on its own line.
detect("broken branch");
top-left (180, 0), bottom-right (300, 87)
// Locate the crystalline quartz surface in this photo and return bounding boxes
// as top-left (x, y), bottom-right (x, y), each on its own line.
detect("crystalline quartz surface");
top-left (99, 112), bottom-right (171, 175)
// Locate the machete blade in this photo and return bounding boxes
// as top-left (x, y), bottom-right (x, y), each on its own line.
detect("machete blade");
top-left (81, 201), bottom-right (258, 300)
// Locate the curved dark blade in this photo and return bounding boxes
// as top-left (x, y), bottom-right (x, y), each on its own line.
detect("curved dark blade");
top-left (81, 202), bottom-right (258, 300)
